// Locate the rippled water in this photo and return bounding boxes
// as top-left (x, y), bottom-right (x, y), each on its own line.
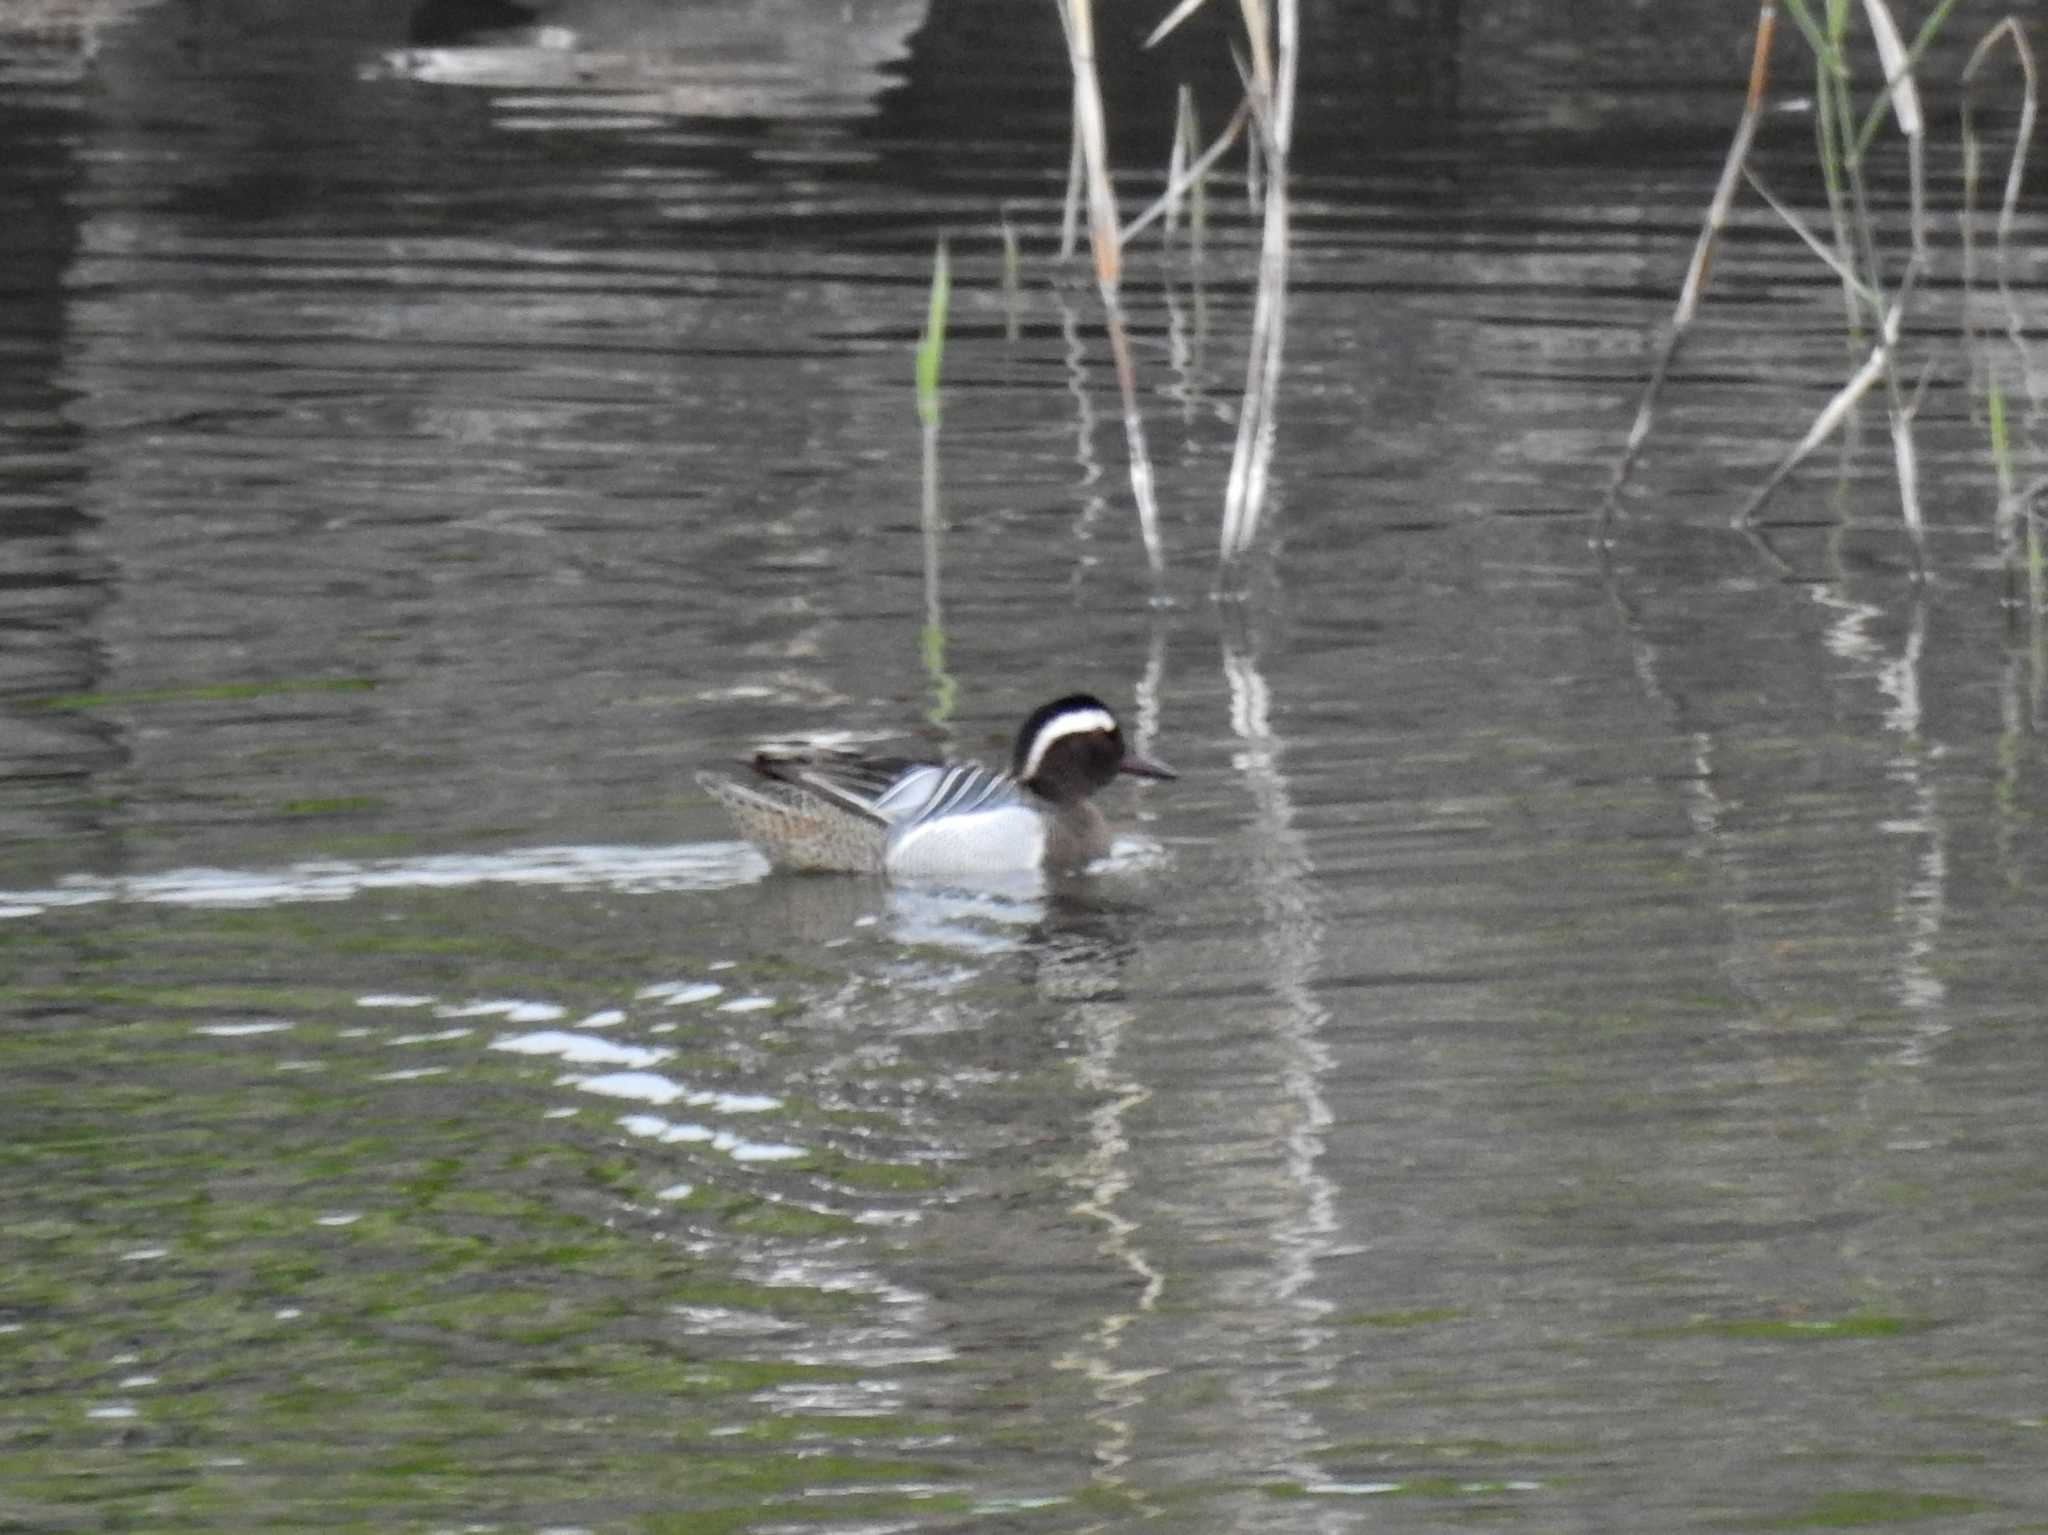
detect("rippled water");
top-left (5, 1), bottom-right (2048, 1530)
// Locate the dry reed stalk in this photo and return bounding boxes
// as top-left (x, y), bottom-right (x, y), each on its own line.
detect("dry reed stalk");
top-left (1120, 95), bottom-right (1250, 246)
top-left (1144, 0), bottom-right (1209, 48)
top-left (1741, 155), bottom-right (1927, 557)
top-left (1102, 286), bottom-right (1165, 574)
top-left (1061, 0), bottom-right (1294, 570)
top-left (1056, 0), bottom-right (1122, 288)
top-left (1962, 19), bottom-right (2041, 604)
top-left (1234, 0), bottom-right (1272, 102)
top-left (1061, 112), bottom-right (1084, 260)
top-left (1056, 0), bottom-right (1164, 573)
top-left (1597, 0), bottom-right (1777, 544)
top-left (1218, 191), bottom-right (1289, 564)
top-left (917, 241), bottom-right (956, 726)
top-left (1742, 167), bottom-right (1880, 302)
top-left (1625, 0), bottom-right (1953, 571)
top-left (1165, 85), bottom-right (1194, 244)
top-left (1961, 18), bottom-right (2038, 265)
top-left (1218, 0), bottom-right (1296, 567)
top-left (1859, 0), bottom-right (1928, 259)
top-left (1746, 30), bottom-right (1927, 562)
top-left (1734, 289), bottom-right (1904, 528)
top-left (1739, 149), bottom-right (1924, 567)
top-left (1820, 0), bottom-right (1926, 571)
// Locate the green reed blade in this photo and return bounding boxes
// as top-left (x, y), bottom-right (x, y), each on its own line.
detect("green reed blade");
top-left (915, 238), bottom-right (951, 428)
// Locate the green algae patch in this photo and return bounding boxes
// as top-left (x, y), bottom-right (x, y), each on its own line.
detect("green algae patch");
top-left (2, 981), bottom-right (349, 1013)
top-left (31, 677), bottom-right (378, 711)
top-left (812, 1153), bottom-right (949, 1194)
top-left (727, 1201), bottom-right (859, 1239)
top-left (1337, 1307), bottom-right (1464, 1329)
top-left (1658, 1314), bottom-right (1940, 1342)
top-left (1764, 1490), bottom-right (1990, 1526)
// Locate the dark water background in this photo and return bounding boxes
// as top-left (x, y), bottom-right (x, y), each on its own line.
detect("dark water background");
top-left (4, 1), bottom-right (2048, 1530)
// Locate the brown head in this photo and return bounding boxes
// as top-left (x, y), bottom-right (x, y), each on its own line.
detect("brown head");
top-left (1011, 693), bottom-right (1176, 805)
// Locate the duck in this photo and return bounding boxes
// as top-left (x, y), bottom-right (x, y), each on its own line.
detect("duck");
top-left (699, 693), bottom-right (1175, 876)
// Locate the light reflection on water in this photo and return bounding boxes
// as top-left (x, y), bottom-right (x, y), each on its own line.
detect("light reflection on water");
top-left (0, 841), bottom-right (767, 917)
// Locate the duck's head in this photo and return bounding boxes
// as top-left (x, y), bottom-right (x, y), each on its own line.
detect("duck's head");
top-left (1012, 693), bottom-right (1177, 803)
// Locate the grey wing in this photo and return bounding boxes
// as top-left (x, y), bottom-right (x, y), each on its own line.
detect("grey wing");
top-left (877, 762), bottom-right (1024, 827)
top-left (750, 749), bottom-right (924, 825)
top-left (749, 751), bottom-right (1020, 829)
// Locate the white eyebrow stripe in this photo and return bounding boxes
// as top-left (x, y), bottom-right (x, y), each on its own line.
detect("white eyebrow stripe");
top-left (1020, 708), bottom-right (1118, 780)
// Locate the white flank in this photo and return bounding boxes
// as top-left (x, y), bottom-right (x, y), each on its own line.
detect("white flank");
top-left (889, 806), bottom-right (1046, 875)
top-left (1020, 707), bottom-right (1117, 781)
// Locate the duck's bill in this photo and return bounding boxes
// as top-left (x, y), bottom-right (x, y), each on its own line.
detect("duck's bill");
top-left (1119, 751), bottom-right (1178, 781)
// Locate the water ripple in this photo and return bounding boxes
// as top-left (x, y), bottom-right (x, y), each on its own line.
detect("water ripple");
top-left (0, 840), bottom-right (765, 917)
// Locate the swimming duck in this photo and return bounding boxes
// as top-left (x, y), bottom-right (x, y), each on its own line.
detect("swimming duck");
top-left (700, 693), bottom-right (1175, 875)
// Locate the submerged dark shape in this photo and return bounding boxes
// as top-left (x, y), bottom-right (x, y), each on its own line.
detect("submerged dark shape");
top-left (699, 693), bottom-right (1175, 876)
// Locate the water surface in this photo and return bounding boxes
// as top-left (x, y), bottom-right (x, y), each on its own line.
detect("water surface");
top-left (4, 2), bottom-right (2048, 1531)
